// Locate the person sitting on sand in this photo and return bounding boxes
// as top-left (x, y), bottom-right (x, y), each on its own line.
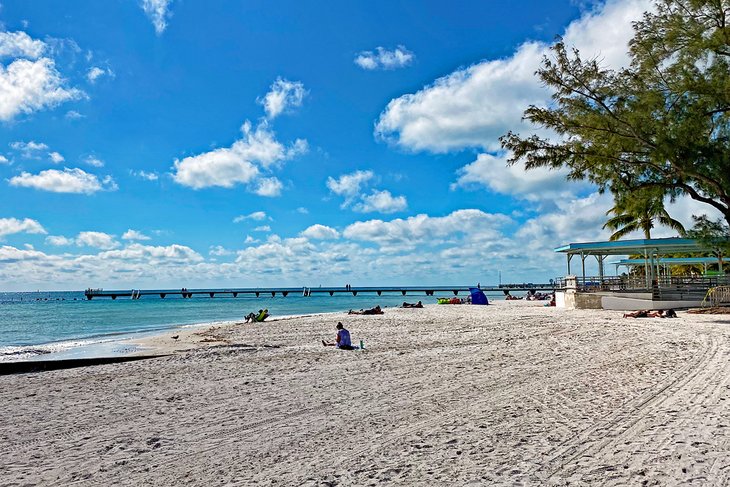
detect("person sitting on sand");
top-left (401, 301), bottom-right (423, 308)
top-left (255, 309), bottom-right (269, 322)
top-left (244, 312), bottom-right (257, 323)
top-left (348, 305), bottom-right (383, 315)
top-left (322, 322), bottom-right (356, 350)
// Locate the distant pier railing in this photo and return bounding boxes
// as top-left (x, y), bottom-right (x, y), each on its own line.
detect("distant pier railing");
top-left (84, 284), bottom-right (558, 300)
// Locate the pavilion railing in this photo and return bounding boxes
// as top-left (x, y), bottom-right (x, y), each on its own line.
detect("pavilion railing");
top-left (554, 275), bottom-right (730, 299)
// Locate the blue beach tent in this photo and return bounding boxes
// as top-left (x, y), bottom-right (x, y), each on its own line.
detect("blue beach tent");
top-left (469, 287), bottom-right (488, 305)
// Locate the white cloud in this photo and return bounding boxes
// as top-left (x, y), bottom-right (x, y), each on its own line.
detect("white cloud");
top-left (76, 231), bottom-right (119, 250)
top-left (122, 229), bottom-right (151, 241)
top-left (452, 152), bottom-right (589, 203)
top-left (209, 245), bottom-right (233, 256)
top-left (254, 177), bottom-right (283, 197)
top-left (65, 110), bottom-right (84, 120)
top-left (0, 155), bottom-right (8, 164)
top-left (259, 78), bottom-right (306, 119)
top-left (326, 170), bottom-right (407, 214)
top-left (0, 31), bottom-right (45, 59)
top-left (244, 235), bottom-right (257, 244)
top-left (45, 235), bottom-right (73, 246)
top-left (86, 66), bottom-right (113, 83)
top-left (130, 169), bottom-right (159, 181)
top-left (84, 155), bottom-right (104, 167)
top-left (355, 45), bottom-right (414, 70)
top-left (300, 224), bottom-right (340, 240)
top-left (10, 140), bottom-right (48, 158)
top-left (343, 209), bottom-right (512, 251)
top-left (254, 225), bottom-right (271, 232)
top-left (48, 151), bottom-right (64, 163)
top-left (0, 57), bottom-right (83, 121)
top-left (172, 121), bottom-right (307, 190)
top-left (0, 217), bottom-right (46, 238)
top-left (375, 0), bottom-right (649, 154)
top-left (326, 170), bottom-right (374, 203)
top-left (141, 0), bottom-right (173, 35)
top-left (9, 167), bottom-right (118, 194)
top-left (515, 192), bottom-right (614, 251)
top-left (296, 207), bottom-right (309, 214)
top-left (233, 211), bottom-right (268, 223)
top-left (373, 0), bottom-right (651, 207)
top-left (353, 190), bottom-right (407, 214)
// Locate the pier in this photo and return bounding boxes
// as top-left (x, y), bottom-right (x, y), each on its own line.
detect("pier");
top-left (84, 284), bottom-right (558, 300)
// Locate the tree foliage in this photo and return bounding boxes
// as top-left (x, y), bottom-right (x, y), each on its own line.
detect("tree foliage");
top-left (501, 0), bottom-right (730, 226)
top-left (603, 188), bottom-right (685, 240)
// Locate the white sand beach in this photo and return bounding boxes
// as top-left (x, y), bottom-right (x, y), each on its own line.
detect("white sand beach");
top-left (2, 300), bottom-right (730, 485)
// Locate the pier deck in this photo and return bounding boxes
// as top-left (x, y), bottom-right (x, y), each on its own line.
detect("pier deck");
top-left (84, 284), bottom-right (557, 300)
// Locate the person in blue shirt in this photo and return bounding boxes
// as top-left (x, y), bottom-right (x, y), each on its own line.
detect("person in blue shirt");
top-left (322, 322), bottom-right (356, 350)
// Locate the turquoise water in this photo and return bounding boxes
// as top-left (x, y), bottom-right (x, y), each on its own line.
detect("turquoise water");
top-left (0, 290), bottom-right (508, 361)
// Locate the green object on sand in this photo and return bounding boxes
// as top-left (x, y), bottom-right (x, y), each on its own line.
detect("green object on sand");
top-left (360, 339), bottom-right (364, 350)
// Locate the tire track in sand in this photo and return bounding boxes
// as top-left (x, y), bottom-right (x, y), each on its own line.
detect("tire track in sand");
top-left (535, 332), bottom-right (721, 482)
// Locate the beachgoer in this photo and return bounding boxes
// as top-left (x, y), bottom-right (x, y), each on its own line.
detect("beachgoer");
top-left (322, 322), bottom-right (356, 350)
top-left (402, 301), bottom-right (423, 308)
top-left (256, 309), bottom-right (269, 322)
top-left (663, 308), bottom-right (678, 318)
top-left (623, 309), bottom-right (663, 318)
top-left (349, 305), bottom-right (383, 315)
top-left (244, 312), bottom-right (257, 323)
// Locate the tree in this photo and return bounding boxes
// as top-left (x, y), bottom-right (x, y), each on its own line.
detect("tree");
top-left (683, 215), bottom-right (730, 270)
top-left (603, 188), bottom-right (685, 240)
top-left (501, 0), bottom-right (730, 227)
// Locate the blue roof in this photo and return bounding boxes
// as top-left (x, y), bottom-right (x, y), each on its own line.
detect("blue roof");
top-left (611, 257), bottom-right (720, 266)
top-left (554, 237), bottom-right (712, 255)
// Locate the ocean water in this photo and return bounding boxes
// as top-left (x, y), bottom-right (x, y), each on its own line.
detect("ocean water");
top-left (0, 290), bottom-right (509, 362)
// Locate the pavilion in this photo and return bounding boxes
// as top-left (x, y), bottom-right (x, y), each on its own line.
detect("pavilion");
top-left (553, 237), bottom-right (728, 310)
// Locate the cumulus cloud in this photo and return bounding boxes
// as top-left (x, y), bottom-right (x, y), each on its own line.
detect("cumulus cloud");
top-left (253, 177), bottom-right (283, 197)
top-left (0, 155), bottom-right (8, 164)
top-left (0, 31), bottom-right (46, 59)
top-left (76, 231), bottom-right (119, 250)
top-left (172, 120), bottom-right (307, 190)
top-left (86, 66), bottom-right (113, 83)
top-left (0, 57), bottom-right (83, 121)
top-left (10, 140), bottom-right (48, 158)
top-left (375, 0), bottom-right (648, 154)
top-left (259, 78), bottom-right (306, 119)
top-left (300, 224), bottom-right (340, 240)
top-left (253, 225), bottom-right (271, 232)
top-left (233, 211), bottom-right (268, 223)
top-left (353, 190), bottom-right (407, 214)
top-left (9, 167), bottom-right (118, 194)
top-left (327, 169), bottom-right (407, 213)
top-left (65, 110), bottom-right (84, 120)
top-left (48, 151), bottom-right (64, 163)
top-left (452, 152), bottom-right (590, 203)
top-left (84, 155), bottom-right (104, 167)
top-left (355, 45), bottom-right (414, 70)
top-left (141, 0), bottom-right (173, 35)
top-left (327, 170), bottom-right (373, 201)
top-left (122, 229), bottom-right (151, 241)
top-left (374, 0), bottom-right (651, 205)
top-left (0, 217), bottom-right (46, 238)
top-left (209, 245), bottom-right (233, 256)
top-left (130, 169), bottom-right (159, 181)
top-left (343, 209), bottom-right (512, 251)
top-left (45, 235), bottom-right (73, 246)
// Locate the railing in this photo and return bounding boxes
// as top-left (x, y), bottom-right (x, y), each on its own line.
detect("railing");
top-left (554, 275), bottom-right (730, 300)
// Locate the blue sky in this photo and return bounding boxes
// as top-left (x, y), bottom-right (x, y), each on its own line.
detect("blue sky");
top-left (0, 0), bottom-right (715, 291)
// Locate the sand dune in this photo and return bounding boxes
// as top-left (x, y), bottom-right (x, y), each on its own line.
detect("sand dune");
top-left (1, 301), bottom-right (729, 485)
